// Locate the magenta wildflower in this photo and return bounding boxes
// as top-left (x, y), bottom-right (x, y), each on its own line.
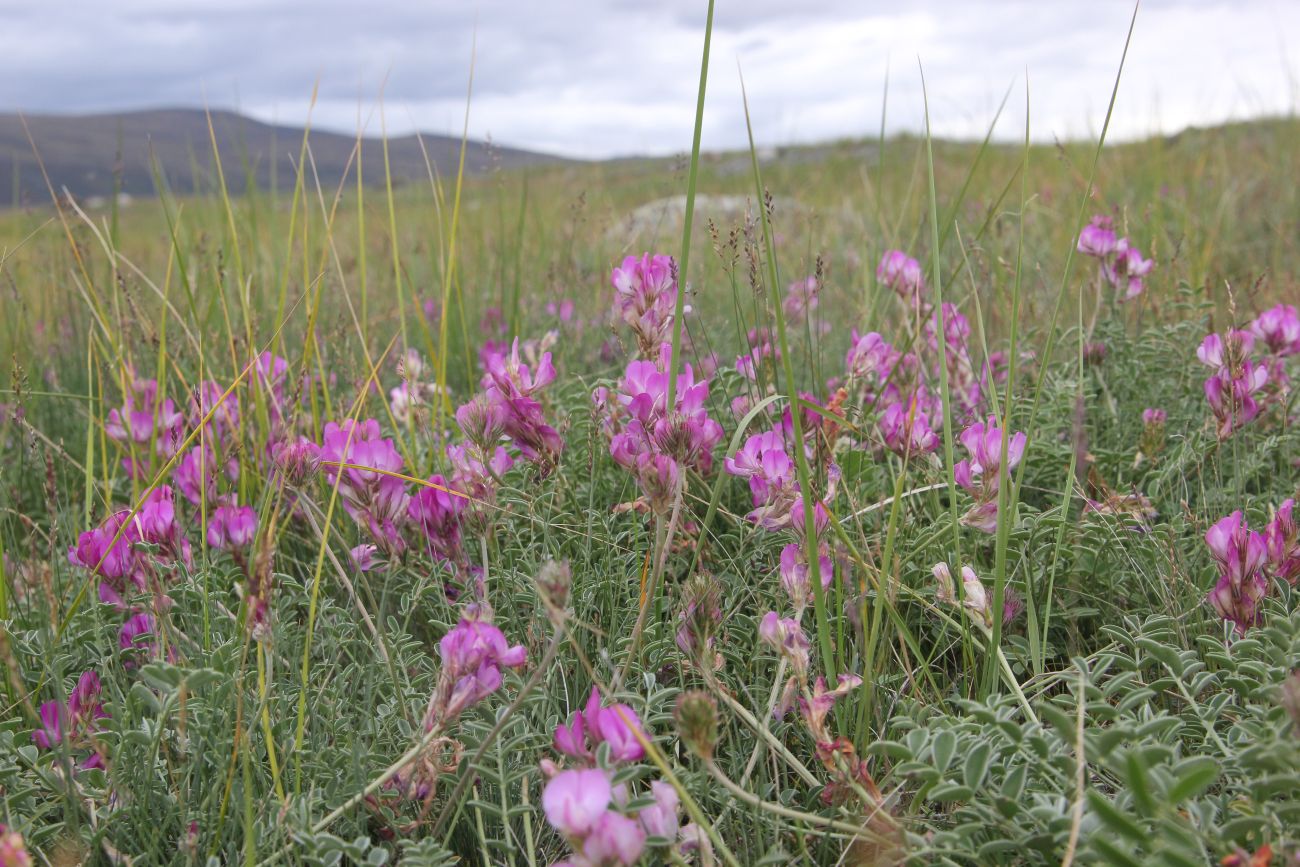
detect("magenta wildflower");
top-left (582, 811), bottom-right (647, 866)
top-left (320, 420), bottom-right (409, 552)
top-left (105, 374), bottom-right (186, 473)
top-left (0, 826), bottom-right (32, 867)
top-left (611, 253), bottom-right (678, 357)
top-left (348, 543), bottom-right (382, 573)
top-left (1251, 304), bottom-right (1300, 357)
top-left (782, 276), bottom-right (820, 318)
top-left (1205, 511), bottom-right (1270, 634)
top-left (759, 611), bottom-right (810, 680)
top-left (798, 673), bottom-right (863, 741)
top-left (554, 687), bottom-right (648, 764)
top-left (844, 330), bottom-right (896, 382)
top-left (189, 380), bottom-right (240, 442)
top-left (1142, 407), bottom-right (1167, 426)
top-left (778, 541), bottom-right (833, 613)
top-left (879, 395), bottom-right (939, 457)
top-left (407, 475), bottom-right (465, 563)
top-left (543, 768), bottom-right (612, 838)
top-left (118, 611), bottom-right (160, 663)
top-left (271, 437), bottom-right (322, 485)
top-left (426, 612), bottom-right (527, 726)
top-left (876, 250), bottom-right (925, 306)
top-left (1103, 240), bottom-right (1155, 300)
top-left (1265, 499), bottom-right (1299, 584)
top-left (953, 417), bottom-right (1027, 533)
top-left (174, 443), bottom-right (239, 506)
top-left (206, 504), bottom-right (257, 551)
top-left (1076, 215), bottom-right (1119, 258)
top-left (638, 780), bottom-right (680, 841)
top-left (483, 338), bottom-right (563, 471)
top-left (32, 671), bottom-right (108, 769)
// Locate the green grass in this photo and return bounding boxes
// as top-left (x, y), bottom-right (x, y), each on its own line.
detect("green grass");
top-left (0, 68), bottom-right (1298, 866)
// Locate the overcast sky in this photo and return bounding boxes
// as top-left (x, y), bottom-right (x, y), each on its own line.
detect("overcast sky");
top-left (0, 0), bottom-right (1296, 158)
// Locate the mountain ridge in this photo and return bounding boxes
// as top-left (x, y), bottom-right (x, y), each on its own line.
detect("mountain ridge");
top-left (0, 107), bottom-right (571, 206)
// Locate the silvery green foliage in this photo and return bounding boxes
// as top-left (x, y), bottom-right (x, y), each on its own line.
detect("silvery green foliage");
top-left (886, 602), bottom-right (1300, 865)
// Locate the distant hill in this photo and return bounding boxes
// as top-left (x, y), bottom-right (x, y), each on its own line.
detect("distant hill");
top-left (0, 108), bottom-right (570, 206)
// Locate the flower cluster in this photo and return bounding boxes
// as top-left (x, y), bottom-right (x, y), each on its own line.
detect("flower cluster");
top-left (424, 609), bottom-right (527, 728)
top-left (388, 350), bottom-right (446, 425)
top-left (1197, 330), bottom-right (1269, 440)
top-left (1205, 501), bottom-right (1300, 634)
top-left (877, 249), bottom-right (925, 312)
top-left (105, 371), bottom-right (186, 478)
top-left (932, 562), bottom-right (1022, 629)
top-left (598, 343), bottom-right (723, 514)
top-left (611, 253), bottom-right (679, 358)
top-left (1204, 511), bottom-right (1270, 634)
top-left (542, 688), bottom-right (705, 865)
top-left (953, 416), bottom-right (1028, 532)
top-left (482, 338), bottom-right (563, 472)
top-left (1077, 215), bottom-right (1155, 300)
top-left (320, 419), bottom-right (410, 553)
top-left (32, 671), bottom-right (108, 770)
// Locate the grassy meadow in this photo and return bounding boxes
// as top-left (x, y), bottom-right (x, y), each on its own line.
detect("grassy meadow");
top-left (1, 63), bottom-right (1299, 867)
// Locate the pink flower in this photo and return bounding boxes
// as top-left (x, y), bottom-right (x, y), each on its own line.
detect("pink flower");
top-left (105, 374), bottom-right (187, 464)
top-left (953, 417), bottom-right (1027, 533)
top-left (543, 769), bottom-right (612, 837)
top-left (638, 780), bottom-right (680, 840)
top-left (1204, 362), bottom-right (1268, 440)
top-left (206, 504), bottom-right (257, 551)
top-left (879, 396), bottom-right (939, 457)
top-left (877, 250), bottom-right (925, 302)
top-left (189, 380), bottom-right (240, 443)
top-left (407, 475), bottom-right (465, 563)
top-left (483, 338), bottom-right (563, 471)
top-left (1251, 304), bottom-right (1300, 357)
top-left (0, 826), bottom-right (32, 867)
top-left (759, 611), bottom-right (810, 679)
top-left (933, 562), bottom-right (993, 626)
top-left (582, 810), bottom-right (647, 866)
top-left (1265, 499), bottom-right (1299, 584)
top-left (1205, 511), bottom-right (1270, 634)
top-left (271, 437), bottom-right (322, 485)
top-left (118, 611), bottom-right (158, 654)
top-left (428, 614), bottom-right (527, 724)
top-left (779, 541), bottom-right (833, 612)
top-left (844, 330), bottom-right (896, 382)
top-left (782, 276), bottom-right (820, 318)
top-left (32, 671), bottom-right (108, 768)
top-left (799, 673), bottom-right (862, 739)
top-left (1142, 407), bottom-right (1167, 426)
top-left (1102, 240), bottom-right (1154, 300)
top-left (587, 693), bottom-right (648, 764)
top-left (611, 253), bottom-right (678, 356)
top-left (1077, 216), bottom-right (1119, 258)
top-left (174, 443), bottom-right (239, 506)
top-left (348, 544), bottom-right (382, 573)
top-left (320, 420), bottom-right (409, 551)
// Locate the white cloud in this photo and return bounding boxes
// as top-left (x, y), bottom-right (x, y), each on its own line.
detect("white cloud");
top-left (0, 0), bottom-right (1295, 157)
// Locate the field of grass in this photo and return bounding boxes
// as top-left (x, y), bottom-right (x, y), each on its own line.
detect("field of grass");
top-left (1, 45), bottom-right (1299, 867)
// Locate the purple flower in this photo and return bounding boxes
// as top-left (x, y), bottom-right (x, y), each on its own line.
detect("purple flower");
top-left (582, 810), bottom-right (647, 866)
top-left (428, 614), bottom-right (526, 724)
top-left (455, 395), bottom-right (507, 450)
top-left (118, 611), bottom-right (163, 664)
top-left (1084, 341), bottom-right (1108, 365)
top-left (320, 420), bottom-right (409, 552)
top-left (105, 374), bottom-right (187, 466)
top-left (1142, 407), bottom-right (1167, 426)
top-left (638, 780), bottom-right (680, 841)
top-left (553, 687), bottom-right (649, 765)
top-left (1205, 511), bottom-right (1270, 634)
top-left (879, 396), bottom-right (939, 457)
top-left (1076, 216), bottom-right (1119, 258)
top-left (271, 437), bottom-right (322, 485)
top-left (953, 417), bottom-right (1027, 533)
top-left (348, 544), bottom-right (382, 573)
top-left (543, 769), bottom-right (612, 838)
top-left (1265, 499), bottom-right (1299, 584)
top-left (174, 443), bottom-right (239, 506)
top-left (483, 338), bottom-right (563, 471)
top-left (759, 611), bottom-right (810, 679)
top-left (782, 276), bottom-right (820, 318)
top-left (189, 380), bottom-right (240, 443)
top-left (1204, 362), bottom-right (1268, 440)
top-left (611, 253), bottom-right (678, 356)
top-left (1251, 304), bottom-right (1300, 357)
top-left (877, 250), bottom-right (925, 303)
top-left (724, 430), bottom-right (803, 530)
top-left (206, 505), bottom-right (257, 551)
top-left (1103, 240), bottom-right (1154, 300)
top-left (408, 475), bottom-right (465, 563)
top-left (798, 673), bottom-right (862, 740)
top-left (844, 330), bottom-right (896, 382)
top-left (32, 671), bottom-right (107, 768)
top-left (779, 541), bottom-right (833, 613)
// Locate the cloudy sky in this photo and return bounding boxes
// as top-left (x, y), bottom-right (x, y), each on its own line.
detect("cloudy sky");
top-left (1, 0), bottom-right (1296, 158)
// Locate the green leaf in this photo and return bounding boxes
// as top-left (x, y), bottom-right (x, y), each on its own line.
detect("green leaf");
top-left (932, 730), bottom-right (956, 771)
top-left (1167, 757), bottom-right (1219, 804)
